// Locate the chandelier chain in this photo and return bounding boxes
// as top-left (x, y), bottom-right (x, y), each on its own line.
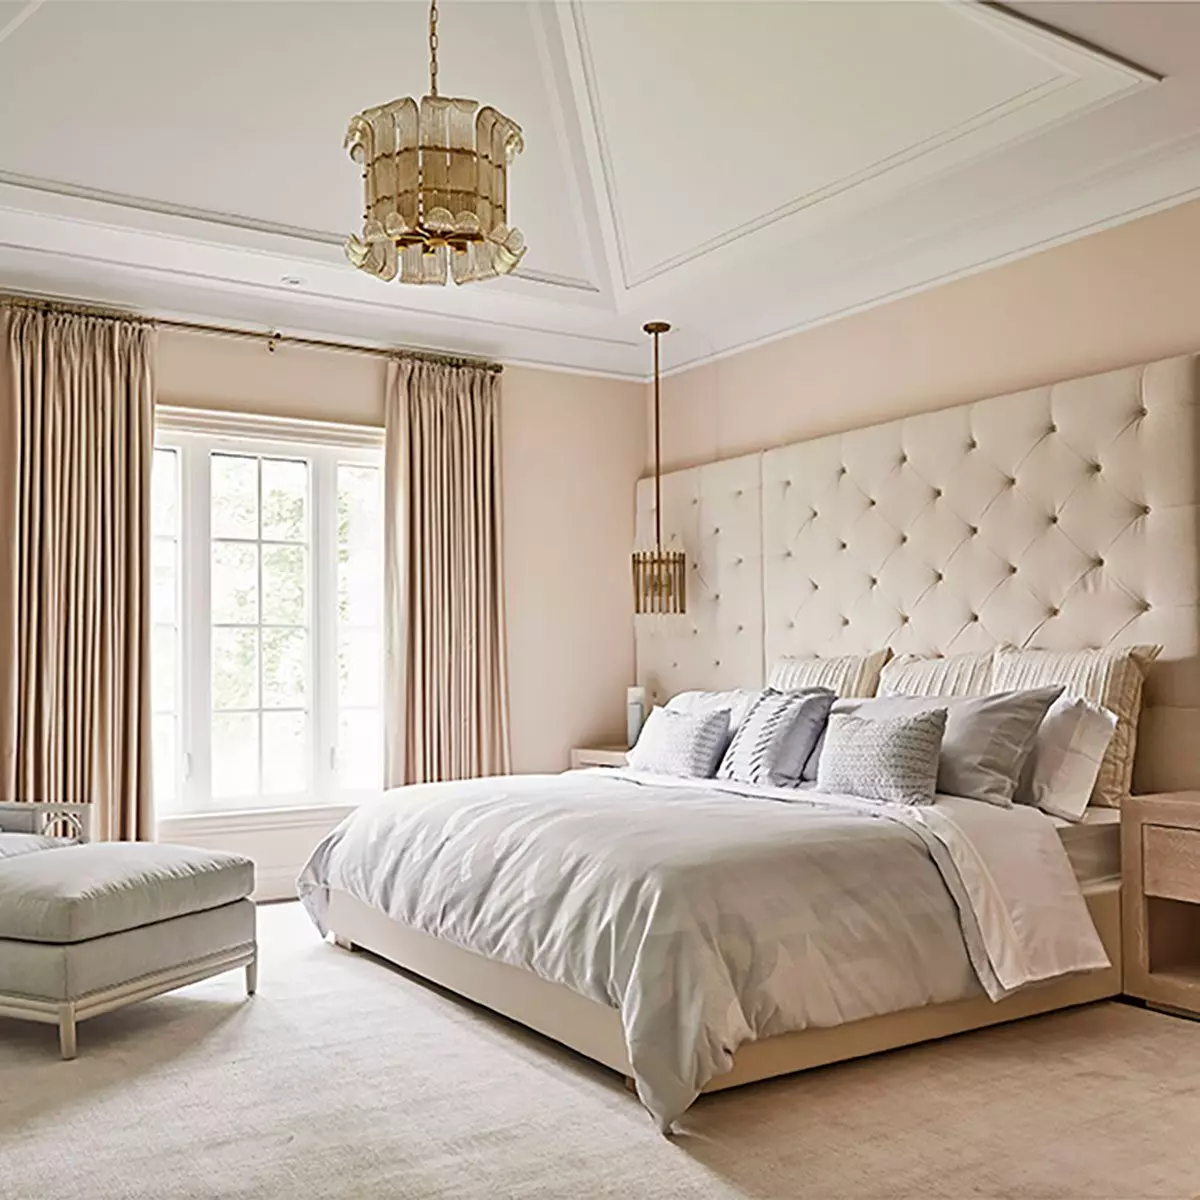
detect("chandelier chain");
top-left (429, 0), bottom-right (439, 97)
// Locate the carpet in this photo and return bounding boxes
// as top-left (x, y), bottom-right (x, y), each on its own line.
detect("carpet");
top-left (1, 902), bottom-right (1198, 1200)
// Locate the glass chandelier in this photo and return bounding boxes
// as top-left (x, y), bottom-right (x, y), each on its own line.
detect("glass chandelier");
top-left (633, 322), bottom-right (687, 615)
top-left (343, 0), bottom-right (527, 286)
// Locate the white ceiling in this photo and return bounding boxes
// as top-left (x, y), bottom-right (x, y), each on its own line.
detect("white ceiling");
top-left (0, 1), bottom-right (1198, 379)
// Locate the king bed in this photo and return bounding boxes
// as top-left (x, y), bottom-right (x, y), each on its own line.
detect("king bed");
top-left (299, 352), bottom-right (1200, 1130)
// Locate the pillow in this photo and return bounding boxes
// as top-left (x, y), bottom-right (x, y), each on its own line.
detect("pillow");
top-left (626, 706), bottom-right (731, 778)
top-left (990, 645), bottom-right (1162, 806)
top-left (666, 688), bottom-right (763, 734)
top-left (816, 709), bottom-right (948, 806)
top-left (1016, 696), bottom-right (1118, 822)
top-left (768, 649), bottom-right (892, 699)
top-left (716, 689), bottom-right (835, 787)
top-left (878, 651), bottom-right (995, 698)
top-left (832, 687), bottom-right (1063, 807)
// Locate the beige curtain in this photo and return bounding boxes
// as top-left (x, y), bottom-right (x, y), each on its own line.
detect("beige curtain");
top-left (0, 304), bottom-right (155, 840)
top-left (384, 357), bottom-right (511, 785)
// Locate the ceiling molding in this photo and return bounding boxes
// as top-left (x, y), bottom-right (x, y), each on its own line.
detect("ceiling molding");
top-left (0, 0), bottom-right (42, 48)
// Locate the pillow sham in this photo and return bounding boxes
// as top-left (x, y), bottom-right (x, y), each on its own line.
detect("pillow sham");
top-left (1015, 696), bottom-right (1118, 822)
top-left (831, 687), bottom-right (1063, 807)
top-left (666, 688), bottom-right (762, 734)
top-left (990, 644), bottom-right (1161, 806)
top-left (816, 709), bottom-right (947, 806)
top-left (626, 706), bottom-right (730, 778)
top-left (716, 688), bottom-right (835, 787)
top-left (768, 649), bottom-right (892, 699)
top-left (878, 651), bottom-right (995, 698)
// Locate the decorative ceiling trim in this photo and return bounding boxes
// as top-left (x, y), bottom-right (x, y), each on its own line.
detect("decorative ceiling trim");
top-left (0, 170), bottom-right (601, 295)
top-left (568, 0), bottom-right (1158, 291)
top-left (0, 0), bottom-right (43, 48)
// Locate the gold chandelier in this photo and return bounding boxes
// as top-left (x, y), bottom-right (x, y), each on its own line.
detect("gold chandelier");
top-left (633, 322), bottom-right (686, 615)
top-left (343, 0), bottom-right (526, 286)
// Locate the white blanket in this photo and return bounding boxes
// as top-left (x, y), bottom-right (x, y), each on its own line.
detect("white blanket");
top-left (297, 770), bottom-right (1108, 1130)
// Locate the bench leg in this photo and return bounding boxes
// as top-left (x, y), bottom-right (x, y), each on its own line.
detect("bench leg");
top-left (58, 1003), bottom-right (77, 1060)
top-left (245, 957), bottom-right (258, 997)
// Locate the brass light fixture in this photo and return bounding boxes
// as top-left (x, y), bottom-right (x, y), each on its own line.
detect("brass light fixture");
top-left (633, 322), bottom-right (686, 615)
top-left (343, 0), bottom-right (526, 286)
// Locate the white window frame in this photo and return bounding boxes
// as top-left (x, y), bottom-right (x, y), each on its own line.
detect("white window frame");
top-left (155, 408), bottom-right (385, 818)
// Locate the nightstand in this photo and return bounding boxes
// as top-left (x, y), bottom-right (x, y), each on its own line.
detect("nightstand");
top-left (1122, 792), bottom-right (1200, 1017)
top-left (569, 746), bottom-right (628, 770)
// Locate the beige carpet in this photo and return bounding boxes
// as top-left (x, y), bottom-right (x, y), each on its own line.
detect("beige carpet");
top-left (1, 903), bottom-right (1198, 1200)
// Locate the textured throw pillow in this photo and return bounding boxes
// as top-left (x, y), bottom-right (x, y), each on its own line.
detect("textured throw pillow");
top-left (716, 688), bottom-right (835, 786)
top-left (878, 651), bottom-right (995, 698)
top-left (666, 688), bottom-right (763, 734)
top-left (626, 706), bottom-right (731, 778)
top-left (816, 709), bottom-right (948, 806)
top-left (831, 687), bottom-right (1063, 807)
top-left (990, 645), bottom-right (1161, 806)
top-left (1015, 696), bottom-right (1119, 822)
top-left (768, 649), bottom-right (892, 699)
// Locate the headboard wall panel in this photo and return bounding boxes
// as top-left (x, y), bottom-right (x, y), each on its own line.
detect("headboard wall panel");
top-left (636, 354), bottom-right (1200, 795)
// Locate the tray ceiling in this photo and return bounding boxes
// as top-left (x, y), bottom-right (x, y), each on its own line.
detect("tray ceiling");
top-left (0, 1), bottom-right (1196, 378)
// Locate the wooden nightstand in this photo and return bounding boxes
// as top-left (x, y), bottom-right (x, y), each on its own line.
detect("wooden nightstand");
top-left (569, 746), bottom-right (628, 770)
top-left (1122, 792), bottom-right (1200, 1017)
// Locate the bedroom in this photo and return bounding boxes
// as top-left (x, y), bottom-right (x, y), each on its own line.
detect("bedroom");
top-left (1, 0), bottom-right (1199, 1196)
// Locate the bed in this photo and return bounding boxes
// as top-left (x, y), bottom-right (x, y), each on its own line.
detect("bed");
top-left (301, 351), bottom-right (1200, 1128)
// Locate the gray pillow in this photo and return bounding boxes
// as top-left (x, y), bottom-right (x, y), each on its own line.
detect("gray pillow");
top-left (626, 705), bottom-right (731, 778)
top-left (832, 687), bottom-right (1065, 807)
top-left (816, 709), bottom-right (948, 806)
top-left (716, 688), bottom-right (835, 786)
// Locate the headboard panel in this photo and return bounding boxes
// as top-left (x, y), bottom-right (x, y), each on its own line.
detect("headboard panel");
top-left (635, 354), bottom-right (1200, 795)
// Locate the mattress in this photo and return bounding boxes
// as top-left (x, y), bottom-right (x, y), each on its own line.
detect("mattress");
top-left (1054, 808), bottom-right (1121, 886)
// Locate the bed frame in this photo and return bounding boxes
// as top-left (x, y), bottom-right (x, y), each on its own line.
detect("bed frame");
top-left (327, 880), bottom-right (1121, 1094)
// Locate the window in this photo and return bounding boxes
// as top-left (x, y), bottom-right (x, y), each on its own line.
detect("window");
top-left (153, 425), bottom-right (384, 814)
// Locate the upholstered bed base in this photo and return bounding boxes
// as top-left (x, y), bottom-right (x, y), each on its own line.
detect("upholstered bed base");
top-left (326, 881), bottom-right (1121, 1097)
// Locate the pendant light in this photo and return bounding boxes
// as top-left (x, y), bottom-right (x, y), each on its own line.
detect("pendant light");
top-left (632, 322), bottom-right (686, 614)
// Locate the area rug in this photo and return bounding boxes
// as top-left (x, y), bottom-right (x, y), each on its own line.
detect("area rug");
top-left (1, 902), bottom-right (1198, 1199)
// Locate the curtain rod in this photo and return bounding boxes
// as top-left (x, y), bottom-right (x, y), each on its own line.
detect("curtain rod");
top-left (0, 291), bottom-right (504, 374)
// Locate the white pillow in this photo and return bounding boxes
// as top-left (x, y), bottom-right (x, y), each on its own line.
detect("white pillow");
top-left (666, 688), bottom-right (762, 733)
top-left (769, 649), bottom-right (892, 699)
top-left (1016, 696), bottom-right (1118, 822)
top-left (626, 706), bottom-right (731, 778)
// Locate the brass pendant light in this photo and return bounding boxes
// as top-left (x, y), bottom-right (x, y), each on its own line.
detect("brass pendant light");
top-left (633, 322), bottom-right (686, 615)
top-left (343, 0), bottom-right (527, 286)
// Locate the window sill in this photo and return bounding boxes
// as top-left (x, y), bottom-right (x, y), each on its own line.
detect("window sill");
top-left (157, 803), bottom-right (361, 839)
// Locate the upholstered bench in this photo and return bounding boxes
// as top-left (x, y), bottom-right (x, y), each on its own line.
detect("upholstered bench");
top-left (0, 843), bottom-right (256, 1058)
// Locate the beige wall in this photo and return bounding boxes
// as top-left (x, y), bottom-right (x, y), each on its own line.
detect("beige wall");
top-left (656, 197), bottom-right (1200, 472)
top-left (158, 329), bottom-right (644, 774)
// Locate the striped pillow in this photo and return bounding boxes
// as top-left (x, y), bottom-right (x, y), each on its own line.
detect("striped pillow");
top-left (626, 706), bottom-right (731, 778)
top-left (990, 645), bottom-right (1161, 806)
top-left (878, 651), bottom-right (995, 698)
top-left (769, 650), bottom-right (892, 699)
top-left (716, 689), bottom-right (835, 786)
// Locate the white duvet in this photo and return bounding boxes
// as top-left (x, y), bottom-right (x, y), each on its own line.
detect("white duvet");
top-left (297, 769), bottom-right (1108, 1130)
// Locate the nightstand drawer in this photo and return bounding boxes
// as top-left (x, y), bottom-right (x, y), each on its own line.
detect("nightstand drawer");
top-left (1143, 824), bottom-right (1200, 903)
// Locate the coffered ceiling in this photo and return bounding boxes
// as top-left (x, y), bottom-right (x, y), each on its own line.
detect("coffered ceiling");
top-left (1, 1), bottom-right (1198, 378)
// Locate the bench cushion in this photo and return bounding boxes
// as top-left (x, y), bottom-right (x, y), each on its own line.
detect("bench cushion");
top-left (0, 843), bottom-right (254, 944)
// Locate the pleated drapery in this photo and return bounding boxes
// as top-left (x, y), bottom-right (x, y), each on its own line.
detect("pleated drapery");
top-left (384, 357), bottom-right (511, 785)
top-left (0, 305), bottom-right (155, 840)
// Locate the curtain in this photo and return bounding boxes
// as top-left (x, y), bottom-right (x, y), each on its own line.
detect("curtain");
top-left (0, 305), bottom-right (155, 840)
top-left (384, 357), bottom-right (511, 785)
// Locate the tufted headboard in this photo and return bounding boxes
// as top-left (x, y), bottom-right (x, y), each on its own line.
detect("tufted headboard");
top-left (635, 354), bottom-right (1200, 795)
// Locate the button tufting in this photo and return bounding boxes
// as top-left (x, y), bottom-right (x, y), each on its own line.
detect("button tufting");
top-left (783, 479), bottom-right (792, 489)
top-left (841, 616), bottom-right (850, 626)
top-left (1142, 505), bottom-right (1151, 516)
top-left (838, 467), bottom-right (847, 478)
top-left (868, 577), bottom-right (877, 587)
top-left (969, 613), bottom-right (979, 622)
top-left (1094, 557), bottom-right (1104, 569)
top-left (839, 541), bottom-right (847, 551)
top-left (713, 593), bottom-right (720, 603)
top-left (1048, 608), bottom-right (1059, 618)
top-left (1009, 564), bottom-right (1018, 575)
top-left (899, 454), bottom-right (908, 465)
top-left (735, 489), bottom-right (743, 497)
top-left (900, 534), bottom-right (908, 545)
top-left (933, 488), bottom-right (943, 499)
top-left (967, 438), bottom-right (977, 451)
top-left (899, 614), bottom-right (909, 624)
top-left (1006, 477), bottom-right (1016, 488)
top-left (1048, 423), bottom-right (1057, 434)
top-left (968, 525), bottom-right (978, 536)
top-left (1090, 463), bottom-right (1101, 474)
top-left (1048, 515), bottom-right (1058, 525)
top-left (736, 624), bottom-right (744, 633)
top-left (1139, 407), bottom-right (1148, 418)
top-left (713, 527), bottom-right (721, 535)
top-left (784, 549), bottom-right (793, 558)
top-left (735, 556), bottom-right (743, 566)
top-left (868, 498), bottom-right (877, 507)
top-left (934, 571), bottom-right (944, 582)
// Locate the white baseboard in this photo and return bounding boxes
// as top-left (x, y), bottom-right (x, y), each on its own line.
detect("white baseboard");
top-left (157, 806), bottom-right (353, 902)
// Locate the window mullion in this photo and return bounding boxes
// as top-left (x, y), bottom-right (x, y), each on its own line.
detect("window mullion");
top-left (315, 449), bottom-right (339, 797)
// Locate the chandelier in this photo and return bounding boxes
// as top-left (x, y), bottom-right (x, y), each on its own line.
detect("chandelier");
top-left (633, 322), bottom-right (687, 615)
top-left (343, 0), bottom-right (527, 286)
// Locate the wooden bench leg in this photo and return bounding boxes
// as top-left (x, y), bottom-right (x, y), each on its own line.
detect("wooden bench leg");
top-left (58, 1003), bottom-right (77, 1060)
top-left (245, 957), bottom-right (258, 996)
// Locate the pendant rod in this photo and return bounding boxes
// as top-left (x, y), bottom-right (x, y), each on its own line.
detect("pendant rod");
top-left (644, 321), bottom-right (670, 553)
top-left (429, 0), bottom-right (440, 98)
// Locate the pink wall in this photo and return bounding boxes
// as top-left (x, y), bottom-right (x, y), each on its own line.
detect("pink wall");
top-left (157, 331), bottom-right (645, 772)
top-left (655, 197), bottom-right (1200, 472)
